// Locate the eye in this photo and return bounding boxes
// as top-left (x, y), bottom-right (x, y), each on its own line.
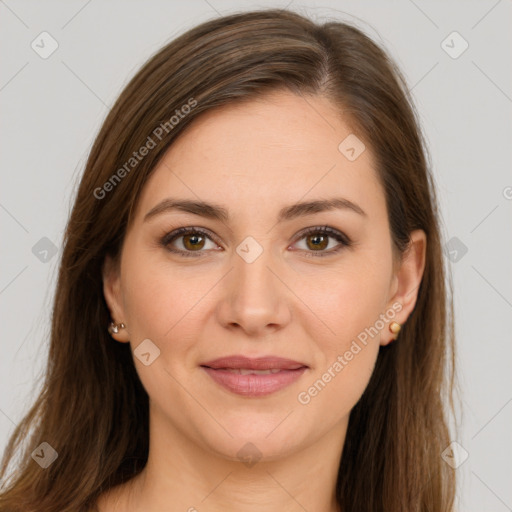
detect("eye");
top-left (160, 227), bottom-right (221, 257)
top-left (291, 226), bottom-right (351, 257)
top-left (160, 225), bottom-right (351, 258)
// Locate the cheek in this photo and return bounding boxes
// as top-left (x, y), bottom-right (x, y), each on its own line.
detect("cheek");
top-left (121, 252), bottom-right (228, 377)
top-left (293, 251), bottom-right (391, 349)
top-left (122, 259), bottom-right (207, 342)
top-left (296, 340), bottom-right (379, 434)
top-left (294, 269), bottom-right (387, 420)
top-left (122, 269), bottom-right (172, 340)
top-left (291, 254), bottom-right (390, 413)
top-left (120, 257), bottom-right (216, 405)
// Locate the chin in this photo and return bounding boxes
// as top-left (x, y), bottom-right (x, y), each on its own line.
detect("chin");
top-left (200, 419), bottom-right (304, 463)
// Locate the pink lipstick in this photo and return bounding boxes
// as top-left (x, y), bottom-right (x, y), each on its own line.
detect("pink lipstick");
top-left (200, 355), bottom-right (308, 397)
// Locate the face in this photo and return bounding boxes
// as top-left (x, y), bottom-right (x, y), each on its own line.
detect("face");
top-left (103, 90), bottom-right (425, 463)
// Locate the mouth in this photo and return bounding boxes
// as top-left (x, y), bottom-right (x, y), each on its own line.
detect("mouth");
top-left (206, 368), bottom-right (288, 375)
top-left (200, 355), bottom-right (308, 397)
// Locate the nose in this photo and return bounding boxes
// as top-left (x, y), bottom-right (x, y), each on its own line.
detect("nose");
top-left (216, 240), bottom-right (292, 337)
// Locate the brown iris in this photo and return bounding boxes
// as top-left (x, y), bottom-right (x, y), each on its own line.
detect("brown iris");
top-left (182, 233), bottom-right (206, 251)
top-left (306, 233), bottom-right (328, 251)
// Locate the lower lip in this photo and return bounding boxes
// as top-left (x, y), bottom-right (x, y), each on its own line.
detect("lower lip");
top-left (201, 367), bottom-right (307, 397)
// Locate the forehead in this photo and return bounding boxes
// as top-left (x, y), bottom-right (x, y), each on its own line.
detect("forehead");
top-left (134, 90), bottom-right (386, 223)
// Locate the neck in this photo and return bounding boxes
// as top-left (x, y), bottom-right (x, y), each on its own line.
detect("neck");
top-left (99, 407), bottom-right (347, 512)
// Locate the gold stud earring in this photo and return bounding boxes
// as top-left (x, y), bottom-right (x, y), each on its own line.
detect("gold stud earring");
top-left (108, 321), bottom-right (126, 335)
top-left (389, 321), bottom-right (401, 339)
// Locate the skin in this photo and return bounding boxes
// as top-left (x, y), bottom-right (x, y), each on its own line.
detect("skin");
top-left (99, 90), bottom-right (426, 512)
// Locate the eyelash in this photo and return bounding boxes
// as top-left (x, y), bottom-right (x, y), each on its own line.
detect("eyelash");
top-left (159, 226), bottom-right (352, 258)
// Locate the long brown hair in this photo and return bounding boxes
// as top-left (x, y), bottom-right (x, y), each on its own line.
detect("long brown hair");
top-left (0, 8), bottom-right (456, 511)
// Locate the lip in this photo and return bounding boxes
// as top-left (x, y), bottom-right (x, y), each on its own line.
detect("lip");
top-left (200, 355), bottom-right (309, 397)
top-left (201, 355), bottom-right (308, 370)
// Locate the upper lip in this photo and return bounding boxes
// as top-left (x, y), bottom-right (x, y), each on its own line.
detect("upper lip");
top-left (201, 355), bottom-right (308, 370)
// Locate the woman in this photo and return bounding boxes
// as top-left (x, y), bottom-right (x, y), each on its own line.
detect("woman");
top-left (0, 8), bottom-right (456, 512)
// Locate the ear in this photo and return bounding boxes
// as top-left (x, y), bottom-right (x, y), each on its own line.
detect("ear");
top-left (102, 254), bottom-right (130, 343)
top-left (381, 229), bottom-right (427, 346)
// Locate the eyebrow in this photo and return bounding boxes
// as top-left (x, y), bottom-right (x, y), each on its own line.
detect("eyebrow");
top-left (144, 197), bottom-right (367, 223)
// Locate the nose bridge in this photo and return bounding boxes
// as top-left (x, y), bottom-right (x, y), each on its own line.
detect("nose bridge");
top-left (234, 234), bottom-right (278, 306)
top-left (236, 241), bottom-right (273, 295)
top-left (221, 234), bottom-right (290, 334)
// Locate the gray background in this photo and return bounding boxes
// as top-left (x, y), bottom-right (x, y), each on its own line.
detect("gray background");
top-left (1, 0), bottom-right (511, 510)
